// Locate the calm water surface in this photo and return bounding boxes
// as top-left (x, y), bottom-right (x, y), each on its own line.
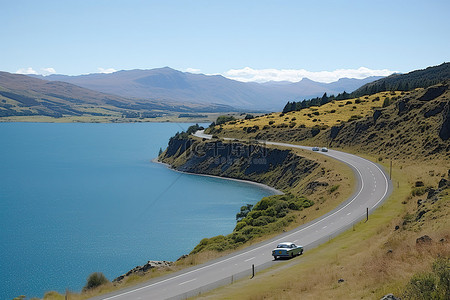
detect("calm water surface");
top-left (0, 123), bottom-right (275, 299)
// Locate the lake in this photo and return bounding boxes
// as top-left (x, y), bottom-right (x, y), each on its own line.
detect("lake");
top-left (0, 122), bottom-right (275, 299)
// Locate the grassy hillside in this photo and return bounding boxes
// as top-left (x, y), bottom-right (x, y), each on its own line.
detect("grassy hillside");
top-left (212, 90), bottom-right (403, 132)
top-left (208, 81), bottom-right (449, 160)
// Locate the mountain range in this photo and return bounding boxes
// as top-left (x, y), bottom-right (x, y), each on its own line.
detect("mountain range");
top-left (31, 67), bottom-right (382, 111)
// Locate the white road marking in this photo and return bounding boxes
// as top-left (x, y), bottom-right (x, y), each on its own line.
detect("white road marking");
top-left (179, 278), bottom-right (197, 286)
top-left (245, 257), bottom-right (255, 262)
top-left (323, 226), bottom-right (327, 229)
top-left (347, 212), bottom-right (351, 215)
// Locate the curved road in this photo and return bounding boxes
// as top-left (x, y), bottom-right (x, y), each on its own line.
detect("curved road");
top-left (96, 130), bottom-right (392, 300)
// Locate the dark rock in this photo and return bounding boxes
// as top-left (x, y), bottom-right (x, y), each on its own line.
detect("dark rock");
top-left (373, 110), bottom-right (382, 123)
top-left (338, 278), bottom-right (345, 283)
top-left (415, 181), bottom-right (424, 187)
top-left (438, 178), bottom-right (448, 189)
top-left (417, 199), bottom-right (423, 207)
top-left (113, 260), bottom-right (173, 282)
top-left (387, 249), bottom-right (393, 253)
top-left (439, 103), bottom-right (450, 140)
top-left (416, 235), bottom-right (432, 245)
top-left (330, 125), bottom-right (342, 139)
top-left (416, 209), bottom-right (427, 220)
top-left (177, 254), bottom-right (188, 261)
top-left (397, 100), bottom-right (407, 115)
top-left (427, 188), bottom-right (436, 200)
top-left (418, 84), bottom-right (447, 101)
top-left (380, 293), bottom-right (400, 300)
top-left (440, 238), bottom-right (446, 243)
top-left (395, 225), bottom-right (400, 230)
top-left (424, 101), bottom-right (446, 118)
top-left (305, 181), bottom-right (329, 192)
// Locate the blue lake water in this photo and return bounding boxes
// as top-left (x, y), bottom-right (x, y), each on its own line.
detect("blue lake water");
top-left (0, 122), bottom-right (275, 300)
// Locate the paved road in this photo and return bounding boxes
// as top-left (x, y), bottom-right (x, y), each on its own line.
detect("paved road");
top-left (95, 131), bottom-right (392, 300)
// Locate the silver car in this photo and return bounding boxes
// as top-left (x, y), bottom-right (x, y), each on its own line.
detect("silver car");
top-left (272, 242), bottom-right (303, 260)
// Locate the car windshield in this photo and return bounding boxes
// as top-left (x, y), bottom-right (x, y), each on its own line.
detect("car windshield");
top-left (277, 244), bottom-right (290, 248)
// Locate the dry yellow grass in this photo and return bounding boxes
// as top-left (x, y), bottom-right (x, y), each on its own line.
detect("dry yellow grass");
top-left (219, 91), bottom-right (405, 132)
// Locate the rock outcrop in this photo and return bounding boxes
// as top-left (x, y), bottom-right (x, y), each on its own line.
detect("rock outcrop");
top-left (113, 261), bottom-right (173, 282)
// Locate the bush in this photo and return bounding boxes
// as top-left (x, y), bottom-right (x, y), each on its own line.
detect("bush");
top-left (411, 186), bottom-right (428, 196)
top-left (216, 115), bottom-right (236, 125)
top-left (83, 272), bottom-right (109, 291)
top-left (402, 258), bottom-right (450, 299)
top-left (329, 185), bottom-right (340, 194)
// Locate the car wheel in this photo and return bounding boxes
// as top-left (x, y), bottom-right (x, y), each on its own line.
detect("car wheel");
top-left (273, 256), bottom-right (277, 260)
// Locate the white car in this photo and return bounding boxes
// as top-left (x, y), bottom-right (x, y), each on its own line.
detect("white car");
top-left (321, 147), bottom-right (328, 152)
top-left (272, 242), bottom-right (303, 260)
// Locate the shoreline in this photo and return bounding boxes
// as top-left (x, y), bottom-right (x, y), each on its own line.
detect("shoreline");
top-left (151, 157), bottom-right (283, 196)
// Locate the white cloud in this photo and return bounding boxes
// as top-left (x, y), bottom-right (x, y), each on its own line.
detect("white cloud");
top-left (41, 67), bottom-right (56, 75)
top-left (16, 67), bottom-right (38, 75)
top-left (222, 67), bottom-right (396, 83)
top-left (185, 68), bottom-right (201, 74)
top-left (98, 67), bottom-right (117, 74)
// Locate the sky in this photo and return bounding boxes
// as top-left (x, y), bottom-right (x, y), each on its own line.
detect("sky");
top-left (1, 0), bottom-right (449, 83)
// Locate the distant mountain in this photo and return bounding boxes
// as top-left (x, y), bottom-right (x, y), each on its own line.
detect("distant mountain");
top-left (0, 72), bottom-right (233, 118)
top-left (352, 62), bottom-right (450, 97)
top-left (32, 67), bottom-right (383, 111)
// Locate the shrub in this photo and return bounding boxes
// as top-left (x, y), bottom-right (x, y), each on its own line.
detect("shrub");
top-left (411, 186), bottom-right (428, 196)
top-left (269, 120), bottom-right (275, 125)
top-left (83, 272), bottom-right (109, 291)
top-left (402, 258), bottom-right (450, 299)
top-left (329, 185), bottom-right (340, 194)
top-left (216, 115), bottom-right (236, 125)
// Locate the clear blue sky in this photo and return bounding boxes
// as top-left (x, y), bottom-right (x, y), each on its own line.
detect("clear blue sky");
top-left (1, 0), bottom-right (449, 81)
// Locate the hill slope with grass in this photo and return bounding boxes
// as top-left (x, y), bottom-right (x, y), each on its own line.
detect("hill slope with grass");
top-left (211, 81), bottom-right (449, 160)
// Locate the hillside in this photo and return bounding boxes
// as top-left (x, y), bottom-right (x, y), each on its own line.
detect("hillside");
top-left (211, 81), bottom-right (449, 160)
top-left (31, 68), bottom-right (382, 111)
top-left (0, 71), bottom-right (234, 121)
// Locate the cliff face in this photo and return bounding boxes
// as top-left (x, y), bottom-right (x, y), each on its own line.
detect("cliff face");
top-left (160, 138), bottom-right (319, 192)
